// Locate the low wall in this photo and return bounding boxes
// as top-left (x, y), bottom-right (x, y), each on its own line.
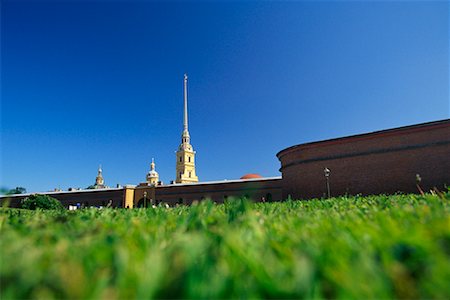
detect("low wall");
top-left (277, 119), bottom-right (450, 200)
top-left (133, 177), bottom-right (282, 207)
top-left (0, 178), bottom-right (282, 209)
top-left (1, 188), bottom-right (126, 208)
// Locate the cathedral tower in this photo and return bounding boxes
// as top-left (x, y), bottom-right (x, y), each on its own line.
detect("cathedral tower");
top-left (146, 158), bottom-right (159, 185)
top-left (93, 165), bottom-right (106, 189)
top-left (175, 74), bottom-right (198, 183)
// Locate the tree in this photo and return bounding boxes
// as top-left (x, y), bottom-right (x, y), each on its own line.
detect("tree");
top-left (8, 187), bottom-right (27, 195)
top-left (21, 194), bottom-right (64, 210)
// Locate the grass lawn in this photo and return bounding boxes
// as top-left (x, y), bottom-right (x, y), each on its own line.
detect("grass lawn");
top-left (1, 193), bottom-right (449, 299)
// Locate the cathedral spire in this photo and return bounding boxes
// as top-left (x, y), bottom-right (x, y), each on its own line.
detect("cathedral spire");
top-left (183, 73), bottom-right (188, 133)
top-left (150, 158), bottom-right (155, 171)
top-left (182, 74), bottom-right (190, 145)
top-left (176, 73), bottom-right (198, 183)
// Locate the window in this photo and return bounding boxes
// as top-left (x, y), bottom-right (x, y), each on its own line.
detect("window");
top-left (188, 157), bottom-right (191, 162)
top-left (179, 156), bottom-right (182, 162)
top-left (137, 198), bottom-right (145, 208)
top-left (179, 172), bottom-right (182, 178)
top-left (189, 171), bottom-right (191, 178)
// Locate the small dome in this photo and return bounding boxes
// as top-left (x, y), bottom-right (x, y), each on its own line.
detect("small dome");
top-left (240, 173), bottom-right (263, 180)
top-left (148, 170), bottom-right (158, 177)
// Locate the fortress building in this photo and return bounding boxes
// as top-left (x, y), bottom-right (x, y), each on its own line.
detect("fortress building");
top-left (1, 74), bottom-right (449, 208)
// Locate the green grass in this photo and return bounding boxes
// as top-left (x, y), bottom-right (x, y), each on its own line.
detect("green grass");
top-left (1, 194), bottom-right (449, 299)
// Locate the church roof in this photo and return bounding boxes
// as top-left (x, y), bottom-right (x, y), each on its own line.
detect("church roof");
top-left (240, 173), bottom-right (263, 180)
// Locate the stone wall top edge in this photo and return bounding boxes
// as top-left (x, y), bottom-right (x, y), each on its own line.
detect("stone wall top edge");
top-left (276, 119), bottom-right (450, 160)
top-left (0, 188), bottom-right (125, 199)
top-left (154, 177), bottom-right (282, 190)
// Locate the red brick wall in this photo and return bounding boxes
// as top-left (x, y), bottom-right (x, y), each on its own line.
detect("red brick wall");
top-left (153, 178), bottom-right (282, 206)
top-left (1, 179), bottom-right (282, 209)
top-left (277, 120), bottom-right (450, 200)
top-left (1, 189), bottom-right (125, 208)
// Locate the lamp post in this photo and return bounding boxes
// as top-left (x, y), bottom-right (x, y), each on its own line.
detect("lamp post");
top-left (416, 173), bottom-right (424, 196)
top-left (324, 167), bottom-right (331, 198)
top-left (143, 191), bottom-right (147, 209)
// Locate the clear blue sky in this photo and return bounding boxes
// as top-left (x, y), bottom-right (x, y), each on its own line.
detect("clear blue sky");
top-left (1, 0), bottom-right (449, 193)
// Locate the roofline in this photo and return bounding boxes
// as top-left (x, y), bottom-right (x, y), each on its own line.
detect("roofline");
top-left (277, 119), bottom-right (450, 159)
top-left (1, 177), bottom-right (284, 197)
top-left (137, 176), bottom-right (282, 189)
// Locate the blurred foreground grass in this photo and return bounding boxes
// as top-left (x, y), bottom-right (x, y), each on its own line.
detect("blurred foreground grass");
top-left (1, 193), bottom-right (449, 299)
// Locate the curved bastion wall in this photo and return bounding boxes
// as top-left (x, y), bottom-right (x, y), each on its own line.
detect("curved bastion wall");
top-left (277, 119), bottom-right (450, 200)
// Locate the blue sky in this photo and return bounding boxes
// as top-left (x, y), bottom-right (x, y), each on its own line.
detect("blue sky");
top-left (1, 0), bottom-right (448, 193)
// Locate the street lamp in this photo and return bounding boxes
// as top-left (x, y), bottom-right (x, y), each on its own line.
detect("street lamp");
top-left (416, 173), bottom-right (424, 195)
top-left (143, 191), bottom-right (147, 208)
top-left (324, 167), bottom-right (331, 198)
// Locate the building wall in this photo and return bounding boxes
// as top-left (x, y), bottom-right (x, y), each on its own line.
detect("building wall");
top-left (124, 187), bottom-right (136, 208)
top-left (1, 188), bottom-right (126, 208)
top-left (277, 119), bottom-right (450, 200)
top-left (134, 178), bottom-right (282, 207)
top-left (0, 179), bottom-right (282, 209)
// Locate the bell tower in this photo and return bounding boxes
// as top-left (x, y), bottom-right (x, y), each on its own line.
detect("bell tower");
top-left (146, 158), bottom-right (159, 185)
top-left (175, 74), bottom-right (198, 183)
top-left (93, 165), bottom-right (106, 189)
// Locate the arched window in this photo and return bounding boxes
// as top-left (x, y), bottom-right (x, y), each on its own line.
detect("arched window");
top-left (136, 198), bottom-right (146, 208)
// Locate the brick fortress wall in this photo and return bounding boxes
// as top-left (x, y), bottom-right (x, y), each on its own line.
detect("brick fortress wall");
top-left (277, 119), bottom-right (450, 200)
top-left (1, 189), bottom-right (126, 208)
top-left (1, 178), bottom-right (282, 209)
top-left (133, 178), bottom-right (282, 207)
